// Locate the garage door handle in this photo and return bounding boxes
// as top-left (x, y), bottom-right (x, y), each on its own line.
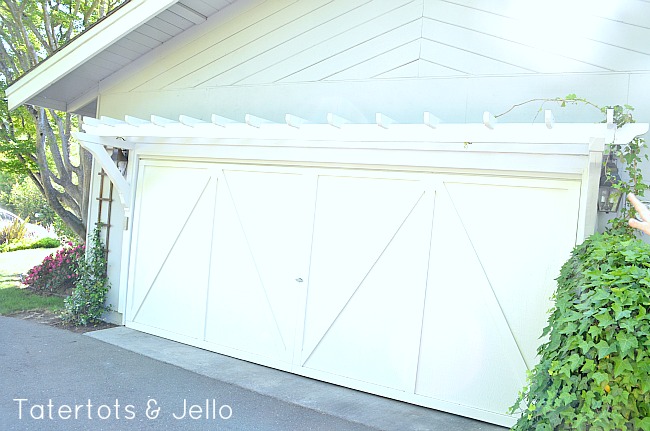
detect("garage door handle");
top-left (295, 278), bottom-right (303, 283)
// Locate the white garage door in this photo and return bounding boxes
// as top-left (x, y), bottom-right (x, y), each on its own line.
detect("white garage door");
top-left (125, 159), bottom-right (580, 426)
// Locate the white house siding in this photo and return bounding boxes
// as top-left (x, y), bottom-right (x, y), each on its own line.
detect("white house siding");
top-left (92, 0), bottom-right (650, 245)
top-left (96, 0), bottom-right (650, 121)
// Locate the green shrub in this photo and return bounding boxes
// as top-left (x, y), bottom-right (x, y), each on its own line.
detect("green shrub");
top-left (0, 218), bottom-right (28, 244)
top-left (22, 243), bottom-right (84, 294)
top-left (62, 226), bottom-right (110, 326)
top-left (30, 237), bottom-right (61, 249)
top-left (0, 237), bottom-right (61, 253)
top-left (510, 233), bottom-right (650, 430)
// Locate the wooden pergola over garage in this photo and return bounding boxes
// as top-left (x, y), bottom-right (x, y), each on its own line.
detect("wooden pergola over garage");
top-left (74, 111), bottom-right (648, 427)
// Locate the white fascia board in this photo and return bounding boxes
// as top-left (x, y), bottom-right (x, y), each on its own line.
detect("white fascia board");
top-left (6, 0), bottom-right (180, 110)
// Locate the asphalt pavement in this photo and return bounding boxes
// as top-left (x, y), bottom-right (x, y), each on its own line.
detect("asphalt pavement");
top-left (0, 316), bottom-right (507, 431)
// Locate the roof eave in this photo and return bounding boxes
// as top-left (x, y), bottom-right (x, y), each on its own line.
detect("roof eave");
top-left (6, 0), bottom-right (180, 111)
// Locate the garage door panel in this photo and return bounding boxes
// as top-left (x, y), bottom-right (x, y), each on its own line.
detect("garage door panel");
top-left (130, 165), bottom-right (214, 309)
top-left (302, 176), bottom-right (428, 358)
top-left (204, 169), bottom-right (313, 362)
top-left (443, 179), bottom-right (580, 367)
top-left (301, 175), bottom-right (434, 390)
top-left (125, 161), bottom-right (582, 427)
top-left (415, 183), bottom-right (527, 414)
top-left (128, 163), bottom-right (216, 338)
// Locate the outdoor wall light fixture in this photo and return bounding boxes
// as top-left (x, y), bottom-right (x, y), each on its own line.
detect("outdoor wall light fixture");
top-left (597, 158), bottom-right (623, 213)
top-left (111, 148), bottom-right (129, 177)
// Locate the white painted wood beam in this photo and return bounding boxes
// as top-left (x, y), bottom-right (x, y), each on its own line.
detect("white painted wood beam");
top-left (545, 110), bottom-right (555, 129)
top-left (424, 112), bottom-right (441, 129)
top-left (286, 114), bottom-right (309, 129)
top-left (211, 114), bottom-right (237, 127)
top-left (100, 116), bottom-right (126, 126)
top-left (483, 112), bottom-right (497, 130)
top-left (179, 115), bottom-right (207, 127)
top-left (376, 113), bottom-right (395, 129)
top-left (82, 116), bottom-right (103, 128)
top-left (151, 115), bottom-right (178, 126)
top-left (125, 115), bottom-right (150, 126)
top-left (606, 108), bottom-right (615, 129)
top-left (245, 114), bottom-right (272, 128)
top-left (327, 113), bottom-right (349, 128)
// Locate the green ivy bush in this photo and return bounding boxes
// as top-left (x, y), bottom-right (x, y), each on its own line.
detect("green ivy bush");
top-left (510, 233), bottom-right (650, 430)
top-left (22, 243), bottom-right (84, 294)
top-left (62, 226), bottom-right (110, 326)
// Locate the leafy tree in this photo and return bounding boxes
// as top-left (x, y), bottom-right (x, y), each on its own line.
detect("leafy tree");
top-left (0, 0), bottom-right (126, 239)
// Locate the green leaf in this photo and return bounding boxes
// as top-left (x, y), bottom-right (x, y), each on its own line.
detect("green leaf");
top-left (596, 310), bottom-right (615, 327)
top-left (588, 325), bottom-right (602, 338)
top-left (581, 359), bottom-right (596, 373)
top-left (616, 332), bottom-right (639, 358)
top-left (592, 371), bottom-right (609, 386)
top-left (595, 340), bottom-right (617, 359)
top-left (613, 357), bottom-right (634, 378)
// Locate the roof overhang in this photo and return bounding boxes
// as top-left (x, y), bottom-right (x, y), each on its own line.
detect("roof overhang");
top-left (6, 0), bottom-right (224, 116)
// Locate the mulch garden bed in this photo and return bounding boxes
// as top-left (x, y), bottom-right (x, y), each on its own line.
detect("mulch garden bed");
top-left (8, 309), bottom-right (116, 334)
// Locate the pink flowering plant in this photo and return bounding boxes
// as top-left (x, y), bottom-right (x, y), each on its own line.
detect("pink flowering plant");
top-left (23, 243), bottom-right (84, 295)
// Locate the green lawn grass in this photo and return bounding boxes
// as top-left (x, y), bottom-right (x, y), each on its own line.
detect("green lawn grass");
top-left (0, 248), bottom-right (64, 315)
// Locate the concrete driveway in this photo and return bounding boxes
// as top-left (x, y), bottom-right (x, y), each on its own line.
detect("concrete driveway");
top-left (0, 316), bottom-right (507, 430)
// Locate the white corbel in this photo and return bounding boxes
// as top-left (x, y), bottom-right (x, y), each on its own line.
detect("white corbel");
top-left (73, 131), bottom-right (132, 212)
top-left (613, 123), bottom-right (649, 147)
